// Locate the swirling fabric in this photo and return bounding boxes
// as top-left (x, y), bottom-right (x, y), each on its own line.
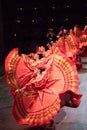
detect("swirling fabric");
top-left (5, 44), bottom-right (82, 126)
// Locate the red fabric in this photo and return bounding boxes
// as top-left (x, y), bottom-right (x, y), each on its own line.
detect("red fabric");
top-left (5, 45), bottom-right (82, 126)
top-left (5, 25), bottom-right (87, 126)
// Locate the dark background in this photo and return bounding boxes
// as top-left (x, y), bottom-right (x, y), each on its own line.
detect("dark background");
top-left (0, 0), bottom-right (87, 60)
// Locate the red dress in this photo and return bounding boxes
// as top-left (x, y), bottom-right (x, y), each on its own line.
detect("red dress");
top-left (55, 25), bottom-right (87, 71)
top-left (4, 45), bottom-right (82, 126)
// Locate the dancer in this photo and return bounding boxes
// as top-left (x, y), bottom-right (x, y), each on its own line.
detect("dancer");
top-left (57, 26), bottom-right (68, 38)
top-left (46, 28), bottom-right (57, 45)
top-left (4, 37), bottom-right (82, 129)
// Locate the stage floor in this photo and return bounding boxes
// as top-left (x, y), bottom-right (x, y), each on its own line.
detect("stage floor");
top-left (0, 69), bottom-right (87, 130)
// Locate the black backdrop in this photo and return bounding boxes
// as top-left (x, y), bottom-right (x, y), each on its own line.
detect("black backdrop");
top-left (1, 0), bottom-right (87, 55)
